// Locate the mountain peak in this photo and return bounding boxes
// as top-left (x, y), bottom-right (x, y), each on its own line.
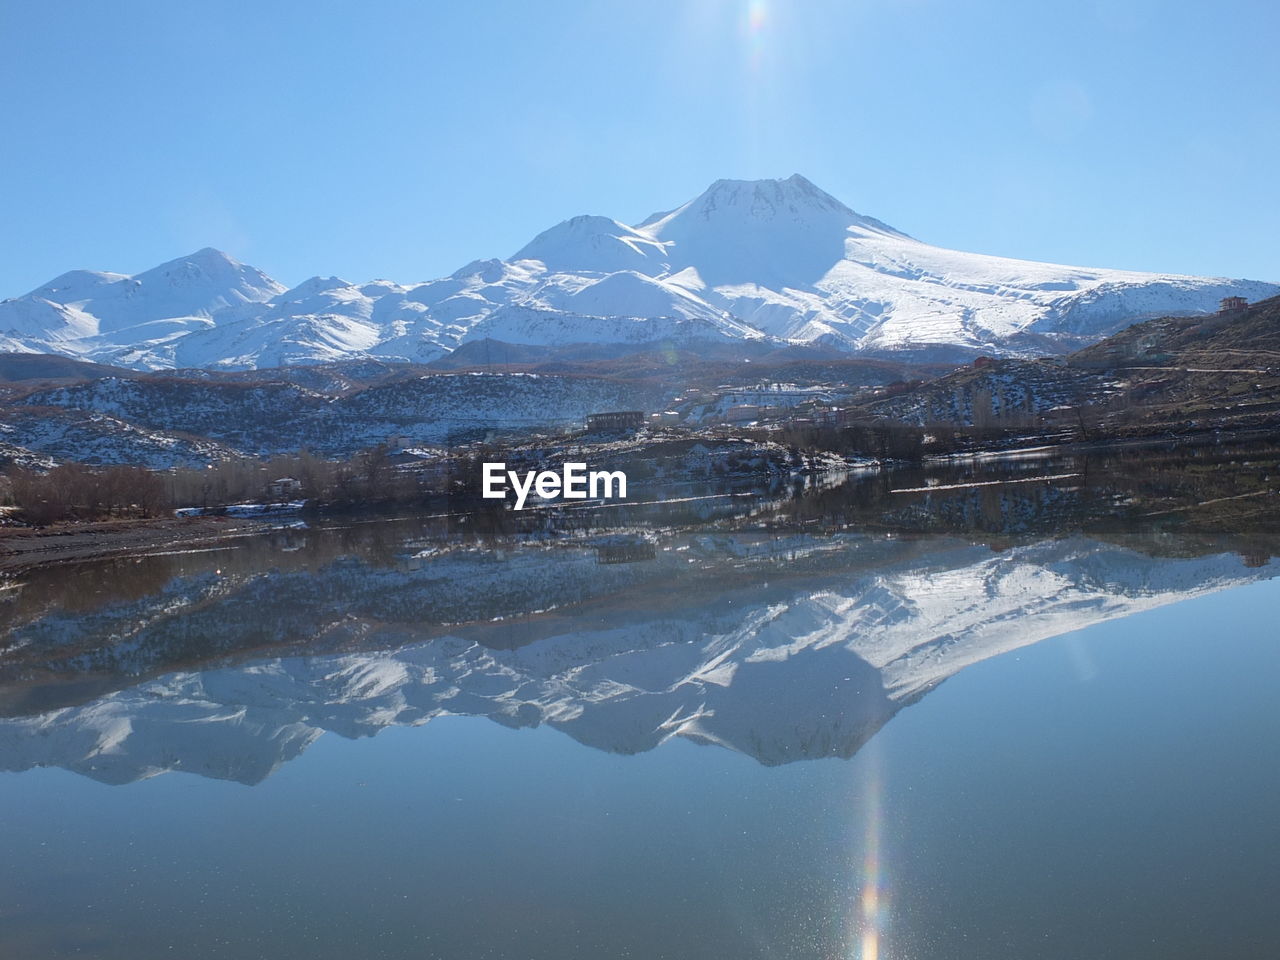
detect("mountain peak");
top-left (139, 248), bottom-right (242, 281)
top-left (630, 175), bottom-right (907, 288)
top-left (638, 175), bottom-right (888, 231)
top-left (695, 174), bottom-right (855, 218)
top-left (135, 248), bottom-right (282, 297)
top-left (190, 246), bottom-right (239, 264)
top-left (512, 214), bottom-right (668, 275)
top-left (284, 276), bottom-right (353, 299)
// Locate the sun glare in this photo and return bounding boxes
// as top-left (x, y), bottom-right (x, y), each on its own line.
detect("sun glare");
top-left (853, 749), bottom-right (889, 959)
top-left (742, 0), bottom-right (769, 70)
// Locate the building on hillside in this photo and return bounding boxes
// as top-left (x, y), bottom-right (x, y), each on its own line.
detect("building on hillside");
top-left (268, 476), bottom-right (303, 500)
top-left (723, 404), bottom-right (761, 424)
top-left (586, 411), bottom-right (645, 433)
top-left (1220, 296), bottom-right (1249, 313)
top-left (973, 355), bottom-right (998, 369)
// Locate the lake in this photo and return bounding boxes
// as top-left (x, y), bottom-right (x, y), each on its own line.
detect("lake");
top-left (2, 444), bottom-right (1278, 959)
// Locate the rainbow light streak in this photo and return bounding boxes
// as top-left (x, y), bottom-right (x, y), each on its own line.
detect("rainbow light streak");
top-left (854, 754), bottom-right (889, 960)
top-left (742, 0), bottom-right (768, 71)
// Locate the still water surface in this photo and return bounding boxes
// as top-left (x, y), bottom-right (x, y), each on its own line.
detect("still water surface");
top-left (2, 447), bottom-right (1278, 958)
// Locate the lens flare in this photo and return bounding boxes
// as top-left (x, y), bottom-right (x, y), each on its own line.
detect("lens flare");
top-left (853, 750), bottom-right (888, 959)
top-left (742, 0), bottom-right (768, 71)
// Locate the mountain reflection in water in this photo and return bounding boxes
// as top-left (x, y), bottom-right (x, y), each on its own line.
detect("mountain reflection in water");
top-left (1, 444), bottom-right (1277, 785)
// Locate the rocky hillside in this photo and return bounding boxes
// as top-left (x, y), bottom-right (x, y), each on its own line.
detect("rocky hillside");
top-left (0, 371), bottom-right (672, 465)
top-left (0, 336), bottom-right (931, 467)
top-left (862, 294), bottom-right (1280, 433)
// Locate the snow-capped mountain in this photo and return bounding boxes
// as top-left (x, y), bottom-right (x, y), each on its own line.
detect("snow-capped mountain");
top-left (2, 176), bottom-right (1275, 370)
top-left (0, 529), bottom-right (1272, 784)
top-left (0, 247), bottom-right (284, 358)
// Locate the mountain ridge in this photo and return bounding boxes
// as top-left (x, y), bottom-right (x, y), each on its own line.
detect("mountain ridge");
top-left (2, 176), bottom-right (1275, 370)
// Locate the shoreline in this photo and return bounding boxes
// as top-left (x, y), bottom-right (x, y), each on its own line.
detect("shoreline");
top-left (917, 423), bottom-right (1280, 462)
top-left (4, 426), bottom-right (1279, 574)
top-left (0, 515), bottom-right (266, 573)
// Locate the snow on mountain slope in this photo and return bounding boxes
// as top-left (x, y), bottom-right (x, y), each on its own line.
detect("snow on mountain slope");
top-left (0, 249), bottom-right (283, 358)
top-left (465, 303), bottom-right (760, 348)
top-left (511, 215), bottom-right (669, 275)
top-left (0, 532), bottom-right (1271, 782)
top-left (96, 248), bottom-right (284, 329)
top-left (2, 177), bottom-right (1275, 369)
top-left (640, 174), bottom-right (910, 290)
top-left (626, 176), bottom-right (1279, 353)
top-left (0, 405), bottom-right (237, 467)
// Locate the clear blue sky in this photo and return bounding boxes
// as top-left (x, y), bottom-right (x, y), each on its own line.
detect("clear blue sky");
top-left (2, 0), bottom-right (1276, 295)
